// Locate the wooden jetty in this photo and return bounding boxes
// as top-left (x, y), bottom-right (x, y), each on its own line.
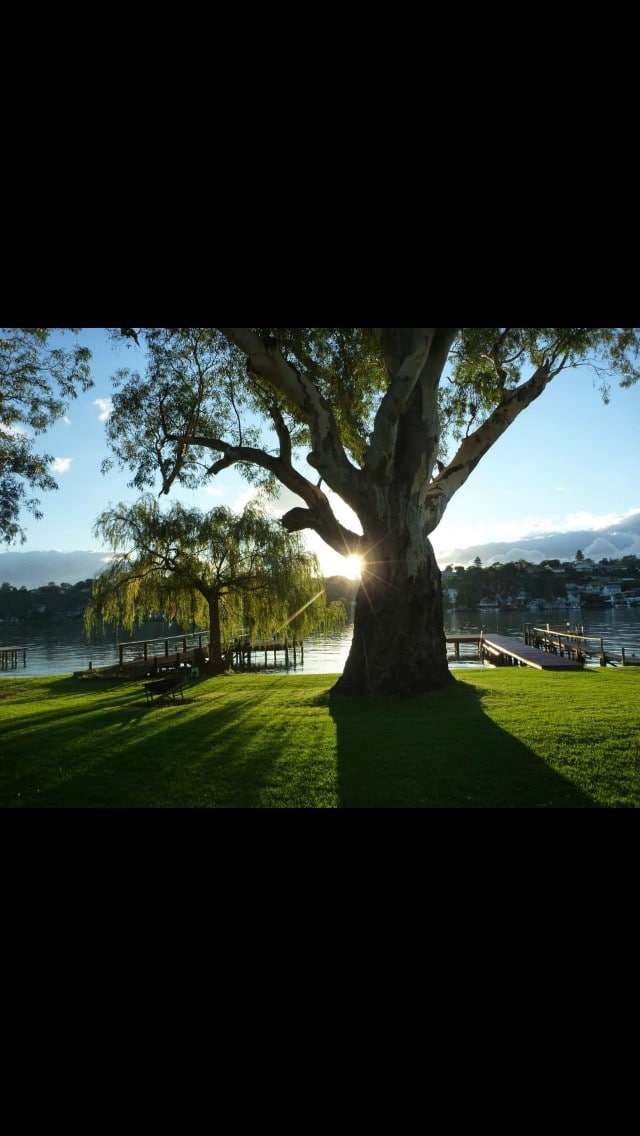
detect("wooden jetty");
top-left (81, 630), bottom-right (304, 678)
top-left (229, 637), bottom-right (304, 669)
top-left (447, 624), bottom-right (640, 670)
top-left (447, 631), bottom-right (583, 669)
top-left (116, 631), bottom-right (208, 669)
top-left (481, 633), bottom-right (584, 670)
top-left (525, 624), bottom-right (640, 667)
top-left (446, 634), bottom-right (483, 660)
top-left (1, 645), bottom-right (27, 670)
top-left (82, 631), bottom-right (209, 679)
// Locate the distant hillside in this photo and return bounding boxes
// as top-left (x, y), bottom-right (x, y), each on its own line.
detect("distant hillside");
top-left (0, 550), bottom-right (111, 589)
top-left (437, 511), bottom-right (640, 568)
top-left (3, 514), bottom-right (640, 589)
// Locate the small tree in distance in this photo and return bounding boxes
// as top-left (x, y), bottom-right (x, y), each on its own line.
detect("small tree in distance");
top-left (85, 496), bottom-right (344, 671)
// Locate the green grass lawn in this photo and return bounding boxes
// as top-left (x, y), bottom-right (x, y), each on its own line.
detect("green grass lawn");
top-left (1, 667), bottom-right (639, 808)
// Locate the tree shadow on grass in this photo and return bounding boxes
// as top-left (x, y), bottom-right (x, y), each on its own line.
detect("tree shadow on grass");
top-left (3, 678), bottom-right (302, 809)
top-left (329, 678), bottom-right (596, 809)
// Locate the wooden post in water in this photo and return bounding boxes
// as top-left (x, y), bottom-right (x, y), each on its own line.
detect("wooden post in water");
top-left (285, 640), bottom-right (289, 668)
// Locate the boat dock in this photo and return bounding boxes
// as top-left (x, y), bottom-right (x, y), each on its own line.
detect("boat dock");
top-left (446, 633), bottom-right (583, 669)
top-left (446, 625), bottom-right (640, 669)
top-left (1, 645), bottom-right (27, 670)
top-left (230, 637), bottom-right (304, 668)
top-left (78, 630), bottom-right (304, 678)
top-left (446, 634), bottom-right (483, 660)
top-left (80, 631), bottom-right (210, 679)
top-left (525, 625), bottom-right (640, 667)
top-left (482, 633), bottom-right (584, 669)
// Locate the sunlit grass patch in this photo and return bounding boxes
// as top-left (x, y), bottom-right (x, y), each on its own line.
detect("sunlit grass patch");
top-left (1, 668), bottom-right (639, 808)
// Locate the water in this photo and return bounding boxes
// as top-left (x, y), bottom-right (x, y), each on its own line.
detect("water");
top-left (2, 608), bottom-right (640, 678)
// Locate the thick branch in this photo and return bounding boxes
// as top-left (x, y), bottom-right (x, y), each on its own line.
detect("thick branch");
top-left (425, 363), bottom-right (558, 529)
top-left (281, 507), bottom-right (362, 558)
top-left (270, 402), bottom-right (292, 465)
top-left (366, 328), bottom-right (459, 483)
top-left (163, 431), bottom-right (359, 559)
top-left (216, 328), bottom-right (360, 502)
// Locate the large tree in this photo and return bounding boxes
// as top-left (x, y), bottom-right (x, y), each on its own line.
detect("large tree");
top-left (0, 328), bottom-right (92, 543)
top-left (103, 327), bottom-right (640, 696)
top-left (85, 496), bottom-right (342, 669)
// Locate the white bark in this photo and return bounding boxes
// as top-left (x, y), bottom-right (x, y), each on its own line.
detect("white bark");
top-left (366, 329), bottom-right (458, 484)
top-left (424, 364), bottom-right (558, 530)
top-left (216, 328), bottom-right (359, 502)
top-left (214, 330), bottom-right (565, 566)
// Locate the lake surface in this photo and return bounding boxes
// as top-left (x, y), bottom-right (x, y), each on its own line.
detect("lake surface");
top-left (2, 607), bottom-right (640, 678)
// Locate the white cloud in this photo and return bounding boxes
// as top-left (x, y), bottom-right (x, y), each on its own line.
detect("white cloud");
top-left (51, 457), bottom-right (72, 474)
top-left (433, 515), bottom-right (555, 554)
top-left (0, 423), bottom-right (30, 439)
top-left (582, 537), bottom-right (623, 559)
top-left (563, 507), bottom-right (640, 531)
top-left (201, 485), bottom-right (225, 497)
top-left (433, 507), bottom-right (640, 558)
top-left (231, 486), bottom-right (264, 513)
top-left (94, 397), bottom-right (113, 422)
top-left (63, 415), bottom-right (72, 426)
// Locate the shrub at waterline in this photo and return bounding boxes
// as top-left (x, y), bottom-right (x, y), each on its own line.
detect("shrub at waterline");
top-left (1, 669), bottom-right (639, 808)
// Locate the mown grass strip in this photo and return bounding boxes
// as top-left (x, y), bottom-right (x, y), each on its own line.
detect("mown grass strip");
top-left (1, 668), bottom-right (639, 808)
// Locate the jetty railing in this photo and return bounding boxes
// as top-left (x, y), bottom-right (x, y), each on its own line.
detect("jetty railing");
top-left (1, 645), bottom-right (27, 670)
top-left (226, 633), bottom-right (304, 668)
top-left (117, 630), bottom-right (208, 668)
top-left (525, 624), bottom-right (640, 666)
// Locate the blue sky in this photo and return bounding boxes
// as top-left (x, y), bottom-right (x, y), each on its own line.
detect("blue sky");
top-left (12, 328), bottom-right (640, 576)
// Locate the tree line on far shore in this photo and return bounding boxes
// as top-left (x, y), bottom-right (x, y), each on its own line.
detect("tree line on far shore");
top-left (0, 572), bottom-right (357, 628)
top-left (3, 554), bottom-right (640, 626)
top-left (444, 554), bottom-right (640, 608)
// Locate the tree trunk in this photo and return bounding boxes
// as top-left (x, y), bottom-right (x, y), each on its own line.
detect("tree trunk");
top-left (207, 591), bottom-right (223, 670)
top-left (332, 535), bottom-right (450, 697)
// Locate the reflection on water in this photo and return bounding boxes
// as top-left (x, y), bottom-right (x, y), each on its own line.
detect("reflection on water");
top-left (2, 608), bottom-right (640, 678)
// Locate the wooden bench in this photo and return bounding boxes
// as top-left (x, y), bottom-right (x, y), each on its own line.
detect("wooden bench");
top-left (142, 674), bottom-right (189, 705)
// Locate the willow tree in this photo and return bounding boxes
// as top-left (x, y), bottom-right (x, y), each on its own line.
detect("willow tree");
top-left (0, 328), bottom-right (92, 543)
top-left (85, 496), bottom-right (341, 669)
top-left (104, 327), bottom-right (640, 696)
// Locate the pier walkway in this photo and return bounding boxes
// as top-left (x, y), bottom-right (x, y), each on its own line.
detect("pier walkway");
top-left (446, 633), bottom-right (583, 669)
top-left (481, 633), bottom-right (584, 670)
top-left (1, 645), bottom-right (27, 670)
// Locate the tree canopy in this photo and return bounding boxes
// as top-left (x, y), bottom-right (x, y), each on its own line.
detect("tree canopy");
top-left (100, 327), bottom-right (640, 695)
top-left (104, 327), bottom-right (639, 547)
top-left (5, 326), bottom-right (638, 695)
top-left (85, 496), bottom-right (344, 667)
top-left (0, 328), bottom-right (92, 543)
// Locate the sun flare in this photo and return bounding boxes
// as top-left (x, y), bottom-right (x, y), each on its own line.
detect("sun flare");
top-left (345, 554), bottom-right (363, 580)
